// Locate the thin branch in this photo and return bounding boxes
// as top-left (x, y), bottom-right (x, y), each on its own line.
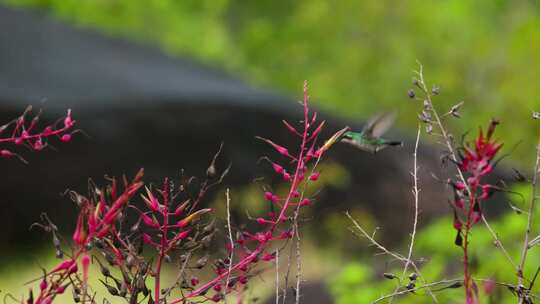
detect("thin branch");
top-left (518, 141), bottom-right (540, 298)
top-left (388, 125), bottom-right (433, 303)
top-left (347, 212), bottom-right (405, 264)
top-left (224, 188), bottom-right (234, 304)
top-left (294, 221), bottom-right (302, 304)
top-left (281, 232), bottom-right (295, 304)
top-left (402, 125), bottom-right (422, 277)
top-left (373, 278), bottom-right (462, 303)
top-left (347, 211), bottom-right (437, 302)
top-left (275, 249), bottom-right (280, 304)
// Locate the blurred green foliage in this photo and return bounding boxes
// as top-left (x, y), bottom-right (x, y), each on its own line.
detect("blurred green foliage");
top-left (329, 183), bottom-right (540, 303)
top-left (3, 0), bottom-right (540, 163)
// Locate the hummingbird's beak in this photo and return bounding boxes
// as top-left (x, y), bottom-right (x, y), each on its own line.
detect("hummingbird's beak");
top-left (320, 126), bottom-right (350, 153)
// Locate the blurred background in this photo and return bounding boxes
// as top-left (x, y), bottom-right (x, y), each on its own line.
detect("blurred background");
top-left (1, 1), bottom-right (540, 303)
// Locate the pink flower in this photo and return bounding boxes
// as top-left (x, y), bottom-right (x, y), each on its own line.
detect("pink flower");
top-left (272, 162), bottom-right (284, 174)
top-left (264, 191), bottom-right (274, 201)
top-left (262, 253), bottom-right (276, 261)
top-left (0, 149), bottom-right (14, 158)
top-left (256, 137), bottom-right (290, 157)
top-left (39, 278), bottom-right (48, 291)
top-left (299, 198), bottom-right (311, 206)
top-left (283, 172), bottom-right (291, 181)
top-left (282, 120), bottom-right (300, 136)
top-left (72, 213), bottom-right (87, 246)
top-left (81, 254), bottom-right (90, 284)
top-left (142, 233), bottom-right (153, 244)
top-left (55, 285), bottom-right (67, 294)
top-left (459, 121), bottom-right (502, 179)
top-left (483, 279), bottom-right (496, 295)
top-left (141, 213), bottom-right (159, 228)
top-left (60, 134), bottom-right (72, 142)
top-left (238, 275), bottom-right (248, 284)
top-left (309, 172), bottom-right (320, 181)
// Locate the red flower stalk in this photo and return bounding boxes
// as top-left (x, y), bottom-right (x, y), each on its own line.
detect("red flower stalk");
top-left (30, 170), bottom-right (144, 304)
top-left (452, 119), bottom-right (502, 304)
top-left (0, 106), bottom-right (76, 163)
top-left (170, 81), bottom-right (344, 303)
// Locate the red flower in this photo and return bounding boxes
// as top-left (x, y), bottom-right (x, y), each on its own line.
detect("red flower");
top-left (459, 120), bottom-right (502, 179)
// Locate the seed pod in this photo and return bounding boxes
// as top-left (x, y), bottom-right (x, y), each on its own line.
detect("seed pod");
top-left (104, 252), bottom-right (116, 266)
top-left (130, 220), bottom-right (141, 233)
top-left (228, 278), bottom-right (238, 288)
top-left (425, 124), bottom-right (433, 134)
top-left (181, 279), bottom-right (190, 289)
top-left (407, 89), bottom-right (415, 98)
top-left (214, 259), bottom-right (226, 269)
top-left (203, 220), bottom-right (215, 233)
top-left (126, 255), bottom-right (135, 268)
top-left (100, 263), bottom-right (111, 277)
top-left (409, 272), bottom-right (418, 281)
top-left (183, 240), bottom-right (198, 250)
top-left (140, 261), bottom-right (149, 275)
top-left (432, 85), bottom-right (440, 95)
top-left (72, 288), bottom-right (80, 303)
top-left (383, 273), bottom-right (396, 280)
top-left (195, 255), bottom-right (209, 269)
top-left (26, 289), bottom-right (33, 304)
top-left (206, 164), bottom-right (216, 178)
top-left (455, 230), bottom-right (463, 247)
top-left (100, 279), bottom-right (119, 296)
top-left (201, 234), bottom-right (213, 248)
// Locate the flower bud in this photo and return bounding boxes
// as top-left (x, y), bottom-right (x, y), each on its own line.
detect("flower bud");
top-left (60, 134), bottom-right (72, 142)
top-left (309, 172), bottom-right (320, 181)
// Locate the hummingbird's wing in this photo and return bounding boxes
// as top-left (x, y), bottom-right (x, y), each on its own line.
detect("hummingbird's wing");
top-left (362, 112), bottom-right (397, 139)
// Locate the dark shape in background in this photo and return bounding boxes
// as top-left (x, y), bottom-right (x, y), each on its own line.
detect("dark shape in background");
top-left (0, 6), bottom-right (508, 257)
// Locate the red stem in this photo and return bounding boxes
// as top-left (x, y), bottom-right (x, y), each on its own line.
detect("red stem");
top-left (155, 188), bottom-right (170, 303)
top-left (463, 187), bottom-right (476, 303)
top-left (0, 125), bottom-right (70, 143)
top-left (273, 83), bottom-right (310, 229)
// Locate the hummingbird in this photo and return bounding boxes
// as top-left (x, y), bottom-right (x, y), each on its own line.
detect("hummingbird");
top-left (340, 112), bottom-right (403, 153)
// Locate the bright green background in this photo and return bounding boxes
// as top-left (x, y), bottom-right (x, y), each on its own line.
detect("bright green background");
top-left (3, 0), bottom-right (540, 163)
